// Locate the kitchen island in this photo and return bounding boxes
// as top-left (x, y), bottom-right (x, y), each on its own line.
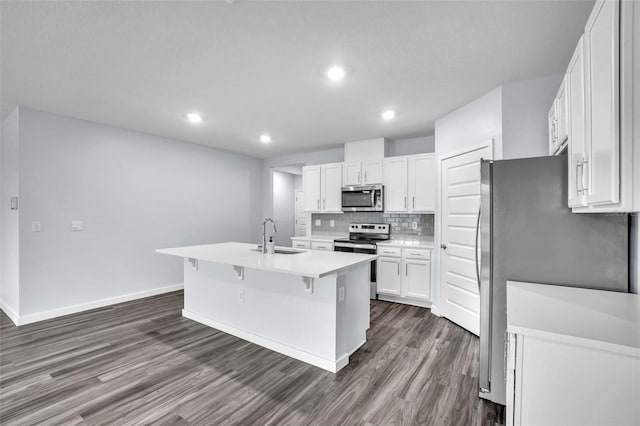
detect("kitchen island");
top-left (157, 242), bottom-right (377, 372)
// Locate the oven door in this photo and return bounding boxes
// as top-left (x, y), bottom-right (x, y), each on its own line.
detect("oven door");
top-left (333, 243), bottom-right (377, 284)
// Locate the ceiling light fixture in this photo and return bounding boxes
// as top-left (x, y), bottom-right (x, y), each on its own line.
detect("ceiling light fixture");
top-left (381, 110), bottom-right (396, 120)
top-left (260, 134), bottom-right (271, 144)
top-left (186, 113), bottom-right (202, 124)
top-left (327, 66), bottom-right (345, 81)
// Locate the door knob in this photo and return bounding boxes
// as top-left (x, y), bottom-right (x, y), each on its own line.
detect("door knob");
top-left (441, 243), bottom-right (447, 250)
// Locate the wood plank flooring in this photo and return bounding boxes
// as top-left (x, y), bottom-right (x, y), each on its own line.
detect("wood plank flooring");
top-left (0, 291), bottom-right (504, 425)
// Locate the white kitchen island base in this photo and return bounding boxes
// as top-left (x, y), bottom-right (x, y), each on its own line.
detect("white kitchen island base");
top-left (158, 243), bottom-right (376, 373)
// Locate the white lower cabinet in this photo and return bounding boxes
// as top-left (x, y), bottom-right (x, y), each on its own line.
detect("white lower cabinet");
top-left (377, 257), bottom-right (402, 295)
top-left (290, 238), bottom-right (333, 251)
top-left (377, 247), bottom-right (432, 306)
top-left (292, 240), bottom-right (311, 249)
top-left (310, 241), bottom-right (333, 251)
top-left (506, 333), bottom-right (640, 426)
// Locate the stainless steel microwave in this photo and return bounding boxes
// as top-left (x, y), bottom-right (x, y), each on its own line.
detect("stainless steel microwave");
top-left (341, 185), bottom-right (384, 212)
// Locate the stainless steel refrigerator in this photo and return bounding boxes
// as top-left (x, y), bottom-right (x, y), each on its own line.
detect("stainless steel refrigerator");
top-left (478, 155), bottom-right (628, 406)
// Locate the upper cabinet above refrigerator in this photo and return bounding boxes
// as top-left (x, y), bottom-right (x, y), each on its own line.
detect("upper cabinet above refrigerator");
top-left (555, 0), bottom-right (640, 213)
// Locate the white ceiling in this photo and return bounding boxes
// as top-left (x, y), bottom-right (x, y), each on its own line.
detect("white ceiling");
top-left (0, 1), bottom-right (594, 158)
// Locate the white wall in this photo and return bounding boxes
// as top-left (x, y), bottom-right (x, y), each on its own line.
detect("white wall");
top-left (0, 108), bottom-right (20, 318)
top-left (435, 87), bottom-right (503, 160)
top-left (388, 135), bottom-right (435, 156)
top-left (272, 171), bottom-right (295, 246)
top-left (15, 108), bottom-right (263, 317)
top-left (502, 74), bottom-right (563, 159)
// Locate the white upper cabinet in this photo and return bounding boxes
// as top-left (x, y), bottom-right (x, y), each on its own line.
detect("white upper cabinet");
top-left (384, 157), bottom-right (409, 212)
top-left (321, 163), bottom-right (343, 212)
top-left (303, 165), bottom-right (321, 212)
top-left (363, 160), bottom-right (383, 184)
top-left (561, 0), bottom-right (638, 212)
top-left (303, 163), bottom-right (342, 213)
top-left (408, 154), bottom-right (436, 212)
top-left (567, 36), bottom-right (587, 208)
top-left (549, 78), bottom-right (569, 155)
top-left (583, 0), bottom-right (620, 206)
top-left (343, 161), bottom-right (362, 186)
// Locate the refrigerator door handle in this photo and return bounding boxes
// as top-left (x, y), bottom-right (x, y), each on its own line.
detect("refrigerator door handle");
top-left (475, 206), bottom-right (481, 290)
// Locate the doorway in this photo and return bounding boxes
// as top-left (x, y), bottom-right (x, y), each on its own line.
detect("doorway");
top-left (271, 165), bottom-right (304, 247)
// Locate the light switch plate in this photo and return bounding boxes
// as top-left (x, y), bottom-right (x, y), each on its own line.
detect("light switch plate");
top-left (70, 220), bottom-right (84, 231)
top-left (315, 219), bottom-right (321, 226)
top-left (10, 196), bottom-right (18, 210)
top-left (32, 222), bottom-right (41, 232)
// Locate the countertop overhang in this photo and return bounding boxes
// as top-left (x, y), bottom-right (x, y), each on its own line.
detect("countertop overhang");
top-left (157, 242), bottom-right (377, 279)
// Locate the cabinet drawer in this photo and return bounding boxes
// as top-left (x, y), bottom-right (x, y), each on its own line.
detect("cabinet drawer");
top-left (292, 241), bottom-right (311, 249)
top-left (403, 248), bottom-right (431, 260)
top-left (377, 246), bottom-right (402, 257)
top-left (311, 242), bottom-right (333, 251)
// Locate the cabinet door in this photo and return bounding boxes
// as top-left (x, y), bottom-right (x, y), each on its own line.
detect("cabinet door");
top-left (548, 103), bottom-right (557, 155)
top-left (556, 78), bottom-right (569, 147)
top-left (321, 163), bottom-right (343, 212)
top-left (377, 257), bottom-right (401, 296)
top-left (303, 166), bottom-right (321, 212)
top-left (567, 36), bottom-right (587, 208)
top-left (383, 157), bottom-right (408, 212)
top-left (584, 0), bottom-right (620, 206)
top-left (404, 259), bottom-right (431, 300)
top-left (343, 161), bottom-right (362, 186)
top-left (363, 160), bottom-right (383, 184)
top-left (408, 154), bottom-right (436, 212)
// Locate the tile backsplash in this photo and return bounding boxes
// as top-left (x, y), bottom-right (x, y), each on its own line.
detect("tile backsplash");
top-left (311, 212), bottom-right (434, 238)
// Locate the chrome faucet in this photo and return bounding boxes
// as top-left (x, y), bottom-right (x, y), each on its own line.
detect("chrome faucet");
top-left (261, 218), bottom-right (277, 253)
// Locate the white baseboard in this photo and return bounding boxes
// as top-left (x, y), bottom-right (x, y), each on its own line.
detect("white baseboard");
top-left (377, 294), bottom-right (433, 309)
top-left (430, 304), bottom-right (441, 317)
top-left (183, 309), bottom-right (350, 373)
top-left (12, 283), bottom-right (184, 326)
top-left (0, 298), bottom-right (20, 326)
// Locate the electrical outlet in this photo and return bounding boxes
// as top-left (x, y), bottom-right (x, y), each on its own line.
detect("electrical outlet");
top-left (32, 221), bottom-right (41, 232)
top-left (315, 219), bottom-right (321, 226)
top-left (70, 220), bottom-right (84, 231)
top-left (330, 220), bottom-right (335, 227)
top-left (338, 286), bottom-right (345, 302)
top-left (412, 221), bottom-right (418, 229)
top-left (239, 289), bottom-right (244, 303)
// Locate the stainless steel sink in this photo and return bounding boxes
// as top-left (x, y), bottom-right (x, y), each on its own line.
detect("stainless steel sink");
top-left (251, 248), bottom-right (305, 255)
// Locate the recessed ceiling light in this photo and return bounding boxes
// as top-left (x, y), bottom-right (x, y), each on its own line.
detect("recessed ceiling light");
top-left (186, 113), bottom-right (202, 124)
top-left (260, 134), bottom-right (271, 144)
top-left (327, 66), bottom-right (345, 81)
top-left (381, 110), bottom-right (396, 120)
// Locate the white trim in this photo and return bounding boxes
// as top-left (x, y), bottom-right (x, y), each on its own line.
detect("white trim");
top-left (0, 298), bottom-right (20, 326)
top-left (15, 283), bottom-right (184, 326)
top-left (430, 304), bottom-right (441, 317)
top-left (377, 294), bottom-right (432, 309)
top-left (437, 139), bottom-right (495, 163)
top-left (183, 309), bottom-right (351, 373)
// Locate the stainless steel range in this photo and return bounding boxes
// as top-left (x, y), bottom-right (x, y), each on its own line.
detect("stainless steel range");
top-left (334, 223), bottom-right (390, 299)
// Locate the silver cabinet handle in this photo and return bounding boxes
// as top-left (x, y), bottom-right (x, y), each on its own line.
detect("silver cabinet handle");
top-left (406, 263), bottom-right (408, 275)
top-left (413, 196), bottom-right (415, 209)
top-left (317, 199), bottom-right (320, 210)
top-left (404, 196), bottom-right (407, 209)
top-left (365, 171), bottom-right (367, 182)
top-left (397, 261), bottom-right (400, 275)
top-left (323, 199), bottom-right (326, 209)
top-left (440, 243), bottom-right (447, 250)
top-left (576, 160), bottom-right (583, 194)
top-left (581, 159), bottom-right (589, 190)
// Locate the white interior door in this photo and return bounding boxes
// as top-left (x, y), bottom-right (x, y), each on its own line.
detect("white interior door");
top-left (294, 190), bottom-right (306, 236)
top-left (440, 145), bottom-right (491, 335)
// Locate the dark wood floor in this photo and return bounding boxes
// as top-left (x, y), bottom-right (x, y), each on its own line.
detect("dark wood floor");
top-left (0, 291), bottom-right (504, 425)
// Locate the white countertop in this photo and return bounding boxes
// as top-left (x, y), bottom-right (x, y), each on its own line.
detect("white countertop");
top-left (507, 281), bottom-right (640, 357)
top-left (157, 242), bottom-right (377, 279)
top-left (291, 235), bottom-right (345, 242)
top-left (376, 238), bottom-right (434, 249)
